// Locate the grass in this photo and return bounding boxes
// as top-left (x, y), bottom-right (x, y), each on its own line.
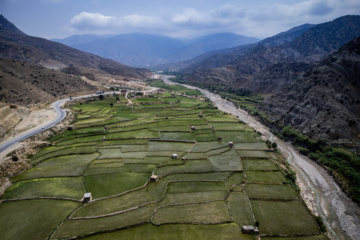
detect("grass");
top-left (0, 199), bottom-right (80, 240)
top-left (237, 150), bottom-right (270, 158)
top-left (152, 201), bottom-right (231, 225)
top-left (155, 160), bottom-right (213, 177)
top-left (30, 146), bottom-right (98, 165)
top-left (72, 186), bottom-right (162, 218)
top-left (227, 172), bottom-right (245, 189)
top-left (107, 129), bottom-right (160, 139)
top-left (97, 148), bottom-right (147, 159)
top-left (1, 92), bottom-right (322, 239)
top-left (11, 165), bottom-right (88, 181)
top-left (84, 172), bottom-right (150, 199)
top-left (191, 141), bottom-right (228, 152)
top-left (148, 141), bottom-right (194, 152)
top-left (209, 122), bottom-right (245, 130)
top-left (35, 153), bottom-right (99, 168)
top-left (53, 204), bottom-right (155, 239)
top-left (208, 155), bottom-right (243, 171)
top-left (250, 200), bottom-right (320, 235)
top-left (160, 132), bottom-right (195, 141)
top-left (226, 191), bottom-right (255, 227)
top-left (158, 191), bottom-right (227, 207)
top-left (242, 159), bottom-right (279, 171)
top-left (2, 177), bottom-right (86, 200)
top-left (246, 171), bottom-right (286, 184)
top-left (246, 183), bottom-right (298, 199)
top-left (165, 172), bottom-right (231, 182)
top-left (167, 181), bottom-right (227, 193)
top-left (214, 131), bottom-right (258, 143)
top-left (81, 223), bottom-right (252, 240)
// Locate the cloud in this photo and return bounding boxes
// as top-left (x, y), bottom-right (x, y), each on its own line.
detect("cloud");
top-left (66, 0), bottom-right (360, 38)
top-left (70, 12), bottom-right (117, 29)
top-left (69, 12), bottom-right (158, 32)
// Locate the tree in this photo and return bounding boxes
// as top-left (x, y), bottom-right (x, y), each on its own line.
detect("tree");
top-left (271, 142), bottom-right (277, 150)
top-left (99, 94), bottom-right (104, 100)
top-left (110, 103), bottom-right (114, 107)
top-left (12, 155), bottom-right (18, 162)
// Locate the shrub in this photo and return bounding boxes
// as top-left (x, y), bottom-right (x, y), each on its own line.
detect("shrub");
top-left (12, 155), bottom-right (18, 162)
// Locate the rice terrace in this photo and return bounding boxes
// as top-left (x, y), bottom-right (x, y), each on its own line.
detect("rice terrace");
top-left (0, 80), bottom-right (327, 240)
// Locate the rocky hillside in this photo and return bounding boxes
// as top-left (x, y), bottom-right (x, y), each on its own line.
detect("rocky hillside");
top-left (0, 15), bottom-right (150, 79)
top-left (159, 23), bottom-right (315, 73)
top-left (177, 15), bottom-right (360, 145)
top-left (260, 37), bottom-right (360, 144)
top-left (182, 15), bottom-right (360, 91)
top-left (0, 58), bottom-right (96, 106)
top-left (0, 15), bottom-right (152, 108)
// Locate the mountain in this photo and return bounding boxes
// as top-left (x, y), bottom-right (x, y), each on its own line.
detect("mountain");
top-left (260, 37), bottom-right (360, 143)
top-left (0, 15), bottom-right (150, 79)
top-left (157, 23), bottom-right (315, 73)
top-left (178, 15), bottom-right (360, 144)
top-left (182, 15), bottom-right (360, 93)
top-left (0, 15), bottom-right (151, 106)
top-left (53, 32), bottom-right (259, 67)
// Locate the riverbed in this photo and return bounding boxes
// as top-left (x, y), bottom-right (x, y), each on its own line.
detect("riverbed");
top-left (161, 75), bottom-right (360, 240)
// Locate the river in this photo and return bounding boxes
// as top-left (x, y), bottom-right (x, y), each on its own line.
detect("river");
top-left (161, 75), bottom-right (360, 240)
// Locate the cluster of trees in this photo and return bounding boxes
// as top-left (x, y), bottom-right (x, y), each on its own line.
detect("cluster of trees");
top-left (278, 126), bottom-right (360, 205)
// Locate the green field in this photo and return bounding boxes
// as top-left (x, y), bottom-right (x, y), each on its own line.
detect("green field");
top-left (0, 89), bottom-right (325, 239)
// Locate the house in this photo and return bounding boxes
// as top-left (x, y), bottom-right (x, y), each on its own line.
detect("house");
top-left (172, 154), bottom-right (178, 159)
top-left (241, 226), bottom-right (259, 234)
top-left (83, 193), bottom-right (92, 203)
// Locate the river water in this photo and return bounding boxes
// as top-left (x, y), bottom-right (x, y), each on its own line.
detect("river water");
top-left (161, 75), bottom-right (360, 240)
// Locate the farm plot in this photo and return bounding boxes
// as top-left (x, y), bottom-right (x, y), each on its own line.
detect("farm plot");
top-left (250, 200), bottom-right (320, 235)
top-left (0, 93), bottom-right (324, 239)
top-left (2, 177), bottom-right (86, 200)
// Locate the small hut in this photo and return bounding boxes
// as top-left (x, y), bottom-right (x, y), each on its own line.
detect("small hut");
top-left (150, 175), bottom-right (158, 182)
top-left (172, 153), bottom-right (178, 159)
top-left (83, 193), bottom-right (92, 203)
top-left (191, 126), bottom-right (196, 130)
top-left (241, 226), bottom-right (259, 234)
top-left (103, 136), bottom-right (106, 141)
top-left (228, 142), bottom-right (234, 147)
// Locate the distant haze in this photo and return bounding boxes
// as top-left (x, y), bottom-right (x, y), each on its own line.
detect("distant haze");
top-left (52, 32), bottom-right (259, 67)
top-left (0, 0), bottom-right (360, 39)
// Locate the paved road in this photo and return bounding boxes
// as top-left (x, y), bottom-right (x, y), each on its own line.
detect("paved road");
top-left (0, 87), bottom-right (160, 154)
top-left (0, 92), bottom-right (117, 153)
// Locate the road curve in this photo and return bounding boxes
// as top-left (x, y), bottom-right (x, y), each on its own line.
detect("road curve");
top-left (0, 87), bottom-right (159, 154)
top-left (0, 92), bottom-right (117, 153)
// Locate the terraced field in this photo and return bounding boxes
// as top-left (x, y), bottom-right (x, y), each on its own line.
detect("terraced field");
top-left (0, 89), bottom-right (327, 240)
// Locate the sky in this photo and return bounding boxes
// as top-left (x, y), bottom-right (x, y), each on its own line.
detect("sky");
top-left (1, 0), bottom-right (360, 40)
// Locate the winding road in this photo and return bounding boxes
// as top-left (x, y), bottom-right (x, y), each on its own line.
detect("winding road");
top-left (0, 92), bottom-right (117, 153)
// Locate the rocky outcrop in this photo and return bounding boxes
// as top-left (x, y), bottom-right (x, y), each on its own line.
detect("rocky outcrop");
top-left (260, 37), bottom-right (360, 143)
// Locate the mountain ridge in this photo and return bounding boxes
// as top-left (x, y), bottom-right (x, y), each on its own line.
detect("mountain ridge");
top-left (53, 32), bottom-right (259, 67)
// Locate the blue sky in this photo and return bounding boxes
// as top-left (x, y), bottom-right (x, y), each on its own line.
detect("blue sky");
top-left (1, 0), bottom-right (360, 39)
